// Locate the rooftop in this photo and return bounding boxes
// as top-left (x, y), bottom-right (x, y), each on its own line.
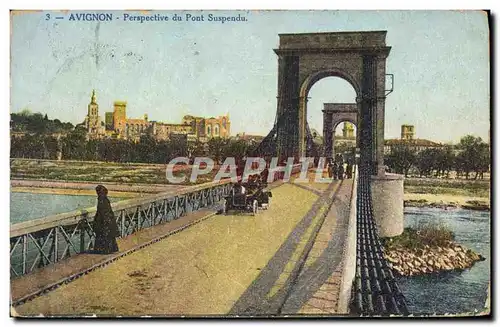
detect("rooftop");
top-left (385, 138), bottom-right (443, 147)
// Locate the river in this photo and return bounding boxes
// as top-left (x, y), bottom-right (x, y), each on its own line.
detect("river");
top-left (10, 192), bottom-right (125, 225)
top-left (399, 206), bottom-right (490, 315)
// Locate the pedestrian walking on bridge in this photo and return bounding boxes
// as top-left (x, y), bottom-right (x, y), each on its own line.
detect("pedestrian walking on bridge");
top-left (338, 162), bottom-right (345, 180)
top-left (92, 185), bottom-right (119, 254)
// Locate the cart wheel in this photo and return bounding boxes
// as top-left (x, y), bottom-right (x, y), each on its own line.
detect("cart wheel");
top-left (252, 200), bottom-right (258, 215)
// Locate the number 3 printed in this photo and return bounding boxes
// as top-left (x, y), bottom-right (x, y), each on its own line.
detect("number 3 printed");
top-left (45, 13), bottom-right (50, 20)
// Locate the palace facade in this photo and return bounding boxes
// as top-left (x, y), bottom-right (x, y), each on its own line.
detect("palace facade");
top-left (84, 90), bottom-right (230, 142)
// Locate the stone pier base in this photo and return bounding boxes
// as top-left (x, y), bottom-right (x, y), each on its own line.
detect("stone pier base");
top-left (370, 173), bottom-right (404, 238)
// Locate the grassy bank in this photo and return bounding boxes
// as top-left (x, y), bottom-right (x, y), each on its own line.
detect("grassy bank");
top-left (10, 158), bottom-right (218, 185)
top-left (404, 177), bottom-right (490, 198)
top-left (383, 222), bottom-right (454, 250)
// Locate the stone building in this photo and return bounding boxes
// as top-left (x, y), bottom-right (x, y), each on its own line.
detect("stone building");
top-left (384, 125), bottom-right (442, 154)
top-left (182, 114), bottom-right (231, 141)
top-left (84, 90), bottom-right (230, 142)
top-left (96, 95), bottom-right (229, 142)
top-left (150, 121), bottom-right (194, 141)
top-left (343, 122), bottom-right (355, 139)
top-left (334, 122), bottom-right (357, 150)
top-left (401, 124), bottom-right (415, 140)
top-left (125, 115), bottom-right (151, 142)
top-left (105, 112), bottom-right (114, 130)
top-left (83, 90), bottom-right (105, 139)
top-left (110, 101), bottom-right (128, 138)
top-left (233, 132), bottom-right (264, 144)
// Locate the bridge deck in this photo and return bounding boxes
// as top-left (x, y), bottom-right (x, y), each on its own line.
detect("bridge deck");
top-left (13, 175), bottom-right (355, 316)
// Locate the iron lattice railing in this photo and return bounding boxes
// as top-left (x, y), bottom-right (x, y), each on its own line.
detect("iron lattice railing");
top-left (352, 167), bottom-right (410, 316)
top-left (10, 181), bottom-right (232, 278)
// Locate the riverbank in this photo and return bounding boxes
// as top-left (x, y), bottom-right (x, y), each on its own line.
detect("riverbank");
top-left (404, 193), bottom-right (490, 211)
top-left (403, 177), bottom-right (490, 211)
top-left (404, 177), bottom-right (489, 198)
top-left (10, 179), bottom-right (190, 198)
top-left (10, 158), bottom-right (217, 185)
top-left (11, 186), bottom-right (140, 198)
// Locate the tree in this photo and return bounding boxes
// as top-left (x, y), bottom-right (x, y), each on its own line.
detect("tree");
top-left (385, 144), bottom-right (417, 177)
top-left (137, 135), bottom-right (157, 163)
top-left (223, 139), bottom-right (248, 162)
top-left (455, 135), bottom-right (490, 179)
top-left (187, 140), bottom-right (206, 164)
top-left (207, 137), bottom-right (227, 164)
top-left (415, 148), bottom-right (437, 177)
top-left (435, 145), bottom-right (455, 178)
top-left (62, 127), bottom-right (87, 160)
top-left (42, 136), bottom-right (59, 159)
top-left (475, 142), bottom-right (490, 179)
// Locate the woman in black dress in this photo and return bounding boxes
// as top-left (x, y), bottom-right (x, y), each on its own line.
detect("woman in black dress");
top-left (92, 185), bottom-right (119, 254)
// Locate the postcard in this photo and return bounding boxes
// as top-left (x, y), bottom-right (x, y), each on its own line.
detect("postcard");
top-left (9, 9), bottom-right (491, 318)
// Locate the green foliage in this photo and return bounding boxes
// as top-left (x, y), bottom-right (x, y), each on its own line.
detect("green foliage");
top-left (386, 135), bottom-right (490, 179)
top-left (188, 140), bottom-right (206, 157)
top-left (223, 139), bottom-right (248, 161)
top-left (11, 112), bottom-right (74, 134)
top-left (414, 146), bottom-right (455, 178)
top-left (207, 137), bottom-right (227, 164)
top-left (385, 144), bottom-right (417, 176)
top-left (11, 123), bottom-right (260, 165)
top-left (455, 135), bottom-right (490, 179)
top-left (404, 177), bottom-right (489, 197)
top-left (383, 222), bottom-right (455, 250)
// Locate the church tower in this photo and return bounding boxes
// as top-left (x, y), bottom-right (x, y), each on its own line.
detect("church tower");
top-left (343, 122), bottom-right (355, 139)
top-left (401, 124), bottom-right (415, 140)
top-left (85, 89), bottom-right (103, 138)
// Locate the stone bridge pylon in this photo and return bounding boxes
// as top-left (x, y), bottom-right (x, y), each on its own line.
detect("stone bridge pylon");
top-left (270, 31), bottom-right (391, 176)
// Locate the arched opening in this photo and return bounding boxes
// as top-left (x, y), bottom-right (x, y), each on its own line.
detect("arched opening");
top-left (206, 125), bottom-right (212, 137)
top-left (305, 76), bottom-right (357, 158)
top-left (214, 124), bottom-right (220, 137)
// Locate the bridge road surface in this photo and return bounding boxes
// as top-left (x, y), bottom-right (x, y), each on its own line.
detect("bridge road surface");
top-left (14, 179), bottom-right (340, 316)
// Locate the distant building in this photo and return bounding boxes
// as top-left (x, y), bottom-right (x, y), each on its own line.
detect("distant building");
top-left (110, 101), bottom-right (128, 138)
top-left (401, 124), bottom-right (415, 140)
top-left (335, 122), bottom-right (357, 150)
top-left (342, 122), bottom-right (355, 139)
top-left (105, 112), bottom-right (114, 130)
top-left (83, 90), bottom-right (105, 139)
top-left (233, 132), bottom-right (264, 144)
top-left (150, 121), bottom-right (194, 141)
top-left (384, 125), bottom-right (443, 154)
top-left (88, 90), bottom-right (230, 142)
top-left (183, 114), bottom-right (231, 142)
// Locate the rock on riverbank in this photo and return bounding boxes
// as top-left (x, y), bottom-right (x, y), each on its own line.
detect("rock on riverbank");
top-left (384, 242), bottom-right (485, 276)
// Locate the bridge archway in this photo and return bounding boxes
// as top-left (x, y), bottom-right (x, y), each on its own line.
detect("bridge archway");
top-left (322, 103), bottom-right (358, 159)
top-left (273, 31), bottom-right (391, 175)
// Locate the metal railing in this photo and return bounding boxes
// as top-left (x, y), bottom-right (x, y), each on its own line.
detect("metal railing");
top-left (10, 180), bottom-right (232, 278)
top-left (352, 166), bottom-right (410, 316)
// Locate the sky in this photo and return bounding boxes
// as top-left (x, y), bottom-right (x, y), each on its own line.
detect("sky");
top-left (10, 10), bottom-right (490, 143)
